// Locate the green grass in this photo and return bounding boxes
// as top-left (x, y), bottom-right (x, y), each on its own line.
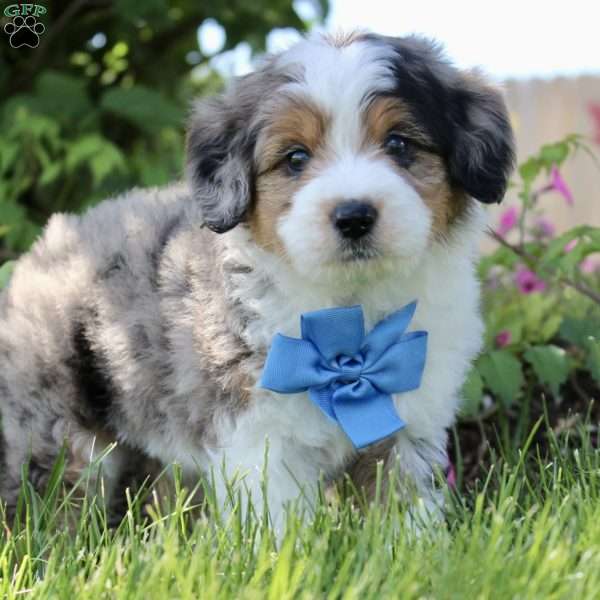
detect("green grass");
top-left (2, 427), bottom-right (600, 599)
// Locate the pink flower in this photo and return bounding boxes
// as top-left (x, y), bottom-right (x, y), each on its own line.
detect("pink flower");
top-left (581, 256), bottom-right (600, 274)
top-left (496, 206), bottom-right (519, 236)
top-left (589, 103), bottom-right (600, 145)
top-left (515, 267), bottom-right (546, 294)
top-left (533, 217), bottom-right (556, 238)
top-left (549, 165), bottom-right (574, 205)
top-left (564, 239), bottom-right (578, 253)
top-left (446, 461), bottom-right (456, 489)
top-left (495, 330), bottom-right (512, 348)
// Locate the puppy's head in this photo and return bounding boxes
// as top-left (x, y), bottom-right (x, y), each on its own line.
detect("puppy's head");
top-left (187, 33), bottom-right (515, 280)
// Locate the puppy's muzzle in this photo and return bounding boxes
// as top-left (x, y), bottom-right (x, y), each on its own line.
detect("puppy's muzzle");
top-left (331, 200), bottom-right (378, 240)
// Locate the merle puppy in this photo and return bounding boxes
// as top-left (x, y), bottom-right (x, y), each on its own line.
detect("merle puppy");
top-left (0, 32), bottom-right (514, 528)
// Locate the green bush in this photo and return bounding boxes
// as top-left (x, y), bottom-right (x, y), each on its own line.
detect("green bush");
top-left (465, 138), bottom-right (600, 415)
top-left (454, 137), bottom-right (600, 485)
top-left (0, 0), bottom-right (326, 257)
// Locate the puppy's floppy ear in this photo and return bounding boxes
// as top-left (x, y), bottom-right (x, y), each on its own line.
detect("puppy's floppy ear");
top-left (381, 35), bottom-right (515, 204)
top-left (186, 87), bottom-right (256, 234)
top-left (447, 74), bottom-right (515, 204)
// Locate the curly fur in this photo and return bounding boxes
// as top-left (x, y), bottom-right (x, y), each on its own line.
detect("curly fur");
top-left (0, 32), bottom-right (514, 528)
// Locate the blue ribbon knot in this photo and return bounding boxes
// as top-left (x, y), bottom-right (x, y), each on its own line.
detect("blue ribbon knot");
top-left (260, 301), bottom-right (428, 449)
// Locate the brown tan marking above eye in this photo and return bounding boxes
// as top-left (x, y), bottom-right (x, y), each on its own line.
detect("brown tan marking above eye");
top-left (249, 94), bottom-right (330, 257)
top-left (363, 96), bottom-right (432, 152)
top-left (256, 95), bottom-right (329, 174)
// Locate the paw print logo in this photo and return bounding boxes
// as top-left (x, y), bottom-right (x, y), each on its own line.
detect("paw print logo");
top-left (4, 15), bottom-right (45, 48)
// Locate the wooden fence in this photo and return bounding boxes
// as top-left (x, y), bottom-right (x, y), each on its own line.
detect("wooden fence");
top-left (490, 75), bottom-right (600, 233)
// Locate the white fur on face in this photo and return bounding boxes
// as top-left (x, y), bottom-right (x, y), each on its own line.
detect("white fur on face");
top-left (276, 35), bottom-right (395, 151)
top-left (278, 154), bottom-right (432, 280)
top-left (269, 36), bottom-right (437, 281)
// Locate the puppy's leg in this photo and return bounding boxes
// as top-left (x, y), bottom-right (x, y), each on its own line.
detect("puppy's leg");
top-left (208, 437), bottom-right (327, 534)
top-left (346, 432), bottom-right (448, 528)
top-left (0, 413), bottom-right (126, 526)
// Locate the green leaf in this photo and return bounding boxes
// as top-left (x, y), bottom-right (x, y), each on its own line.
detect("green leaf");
top-left (65, 134), bottom-right (104, 171)
top-left (540, 226), bottom-right (600, 269)
top-left (39, 161), bottom-right (63, 186)
top-left (584, 337), bottom-right (600, 385)
top-left (560, 317), bottom-right (594, 347)
top-left (65, 135), bottom-right (127, 184)
top-left (518, 157), bottom-right (541, 184)
top-left (539, 314), bottom-right (563, 342)
top-left (0, 196), bottom-right (27, 226)
top-left (0, 261), bottom-right (14, 289)
top-left (524, 345), bottom-right (570, 397)
top-left (478, 350), bottom-right (524, 408)
top-left (461, 368), bottom-right (484, 417)
top-left (539, 141), bottom-right (569, 168)
top-left (0, 196), bottom-right (41, 251)
top-left (0, 142), bottom-right (20, 175)
top-left (100, 86), bottom-right (184, 133)
top-left (8, 109), bottom-right (61, 141)
top-left (89, 144), bottom-right (127, 186)
top-left (520, 294), bottom-right (562, 344)
top-left (478, 246), bottom-right (519, 278)
top-left (34, 71), bottom-right (92, 122)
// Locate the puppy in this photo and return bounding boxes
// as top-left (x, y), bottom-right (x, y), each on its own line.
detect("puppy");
top-left (0, 32), bottom-right (514, 528)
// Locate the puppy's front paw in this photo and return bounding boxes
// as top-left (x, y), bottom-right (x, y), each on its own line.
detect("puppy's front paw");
top-left (403, 490), bottom-right (446, 537)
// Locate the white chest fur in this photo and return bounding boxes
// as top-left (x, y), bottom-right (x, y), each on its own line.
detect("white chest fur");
top-left (192, 226), bottom-right (482, 514)
top-left (147, 219), bottom-right (484, 529)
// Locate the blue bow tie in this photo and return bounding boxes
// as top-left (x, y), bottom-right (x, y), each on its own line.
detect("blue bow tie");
top-left (259, 301), bottom-right (428, 449)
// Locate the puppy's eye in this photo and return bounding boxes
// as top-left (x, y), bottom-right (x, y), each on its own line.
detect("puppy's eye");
top-left (383, 133), bottom-right (414, 167)
top-left (286, 148), bottom-right (310, 174)
top-left (384, 133), bottom-right (407, 154)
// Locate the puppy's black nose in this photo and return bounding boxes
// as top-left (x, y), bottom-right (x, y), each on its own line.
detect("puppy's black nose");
top-left (331, 201), bottom-right (378, 240)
